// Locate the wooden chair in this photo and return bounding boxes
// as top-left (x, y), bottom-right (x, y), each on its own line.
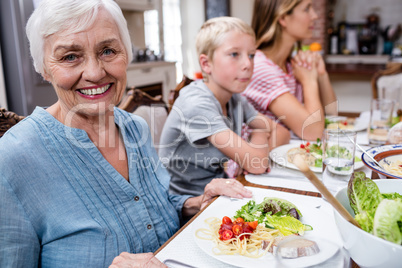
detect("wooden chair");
top-left (0, 108), bottom-right (25, 138)
top-left (118, 87), bottom-right (168, 151)
top-left (371, 62), bottom-right (402, 118)
top-left (168, 75), bottom-right (193, 112)
top-left (371, 62), bottom-right (402, 99)
top-left (118, 87), bottom-right (167, 113)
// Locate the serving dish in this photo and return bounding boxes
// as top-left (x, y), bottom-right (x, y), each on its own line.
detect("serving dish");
top-left (361, 144), bottom-right (402, 179)
top-left (333, 179), bottom-right (402, 268)
top-left (192, 187), bottom-right (342, 267)
top-left (325, 115), bottom-right (367, 132)
top-left (270, 143), bottom-right (364, 173)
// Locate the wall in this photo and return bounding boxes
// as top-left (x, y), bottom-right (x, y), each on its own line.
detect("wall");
top-left (180, 0), bottom-right (329, 78)
top-left (180, 0), bottom-right (254, 78)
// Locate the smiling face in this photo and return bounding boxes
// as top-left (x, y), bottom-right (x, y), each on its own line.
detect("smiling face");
top-left (203, 30), bottom-right (256, 97)
top-left (42, 8), bottom-right (128, 119)
top-left (280, 0), bottom-right (318, 41)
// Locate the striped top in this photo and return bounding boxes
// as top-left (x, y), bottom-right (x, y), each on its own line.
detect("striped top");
top-left (243, 50), bottom-right (303, 122)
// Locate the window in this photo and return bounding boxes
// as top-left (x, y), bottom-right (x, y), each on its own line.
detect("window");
top-left (144, 0), bottom-right (183, 82)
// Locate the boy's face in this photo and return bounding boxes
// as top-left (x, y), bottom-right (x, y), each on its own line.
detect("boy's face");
top-left (204, 30), bottom-right (256, 95)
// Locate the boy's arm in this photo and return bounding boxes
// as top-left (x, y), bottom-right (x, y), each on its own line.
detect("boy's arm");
top-left (207, 113), bottom-right (290, 174)
top-left (207, 129), bottom-right (269, 174)
top-left (248, 113), bottom-right (290, 150)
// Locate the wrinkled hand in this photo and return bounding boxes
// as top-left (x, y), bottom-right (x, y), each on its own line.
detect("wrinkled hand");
top-left (200, 178), bottom-right (253, 209)
top-left (109, 252), bottom-right (167, 268)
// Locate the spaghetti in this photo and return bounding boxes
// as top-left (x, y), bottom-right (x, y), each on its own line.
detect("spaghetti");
top-left (195, 217), bottom-right (282, 258)
top-left (382, 160), bottom-right (402, 177)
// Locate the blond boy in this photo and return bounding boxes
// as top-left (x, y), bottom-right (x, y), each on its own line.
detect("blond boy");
top-left (159, 17), bottom-right (290, 196)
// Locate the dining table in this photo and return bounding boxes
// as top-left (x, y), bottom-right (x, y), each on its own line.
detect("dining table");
top-left (155, 113), bottom-right (375, 268)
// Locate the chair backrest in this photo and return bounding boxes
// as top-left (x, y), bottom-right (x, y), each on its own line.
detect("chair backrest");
top-left (371, 62), bottom-right (402, 107)
top-left (118, 87), bottom-right (167, 113)
top-left (0, 108), bottom-right (25, 138)
top-left (168, 75), bottom-right (193, 112)
top-left (118, 87), bottom-right (168, 151)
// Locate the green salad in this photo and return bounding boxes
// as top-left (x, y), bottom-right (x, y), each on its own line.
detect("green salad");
top-left (348, 171), bottom-right (402, 245)
top-left (234, 197), bottom-right (312, 236)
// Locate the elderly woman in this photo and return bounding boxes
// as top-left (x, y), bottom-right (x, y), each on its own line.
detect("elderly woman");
top-left (0, 0), bottom-right (252, 267)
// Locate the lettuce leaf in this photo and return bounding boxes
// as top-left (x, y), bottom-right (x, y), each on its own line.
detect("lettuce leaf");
top-left (233, 200), bottom-right (263, 222)
top-left (348, 171), bottom-right (383, 233)
top-left (260, 197), bottom-right (302, 218)
top-left (373, 199), bottom-right (402, 245)
top-left (382, 192), bottom-right (402, 200)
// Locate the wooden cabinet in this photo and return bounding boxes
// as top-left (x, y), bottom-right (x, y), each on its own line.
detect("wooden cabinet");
top-left (126, 62), bottom-right (176, 104)
top-left (115, 0), bottom-right (156, 11)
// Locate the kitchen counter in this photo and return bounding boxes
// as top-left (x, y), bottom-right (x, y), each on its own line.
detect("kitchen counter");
top-left (326, 63), bottom-right (386, 76)
top-left (325, 55), bottom-right (388, 76)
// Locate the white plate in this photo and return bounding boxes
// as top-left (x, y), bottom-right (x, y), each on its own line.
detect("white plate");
top-left (270, 143), bottom-right (364, 173)
top-left (361, 144), bottom-right (402, 179)
top-left (351, 118), bottom-right (368, 132)
top-left (325, 116), bottom-right (367, 132)
top-left (192, 187), bottom-right (340, 268)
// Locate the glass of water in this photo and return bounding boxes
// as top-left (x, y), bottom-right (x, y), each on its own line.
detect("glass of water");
top-left (368, 99), bottom-right (395, 145)
top-left (322, 129), bottom-right (357, 194)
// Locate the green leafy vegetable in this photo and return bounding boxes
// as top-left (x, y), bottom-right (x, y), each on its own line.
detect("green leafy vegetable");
top-left (382, 192), bottom-right (402, 200)
top-left (260, 197), bottom-right (302, 218)
top-left (234, 197), bottom-right (312, 237)
top-left (348, 171), bottom-right (383, 233)
top-left (347, 171), bottom-right (402, 245)
top-left (264, 215), bottom-right (306, 236)
top-left (373, 199), bottom-right (402, 245)
top-left (234, 200), bottom-right (263, 222)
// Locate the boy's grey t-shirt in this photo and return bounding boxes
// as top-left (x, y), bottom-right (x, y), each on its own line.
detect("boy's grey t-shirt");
top-left (159, 80), bottom-right (258, 196)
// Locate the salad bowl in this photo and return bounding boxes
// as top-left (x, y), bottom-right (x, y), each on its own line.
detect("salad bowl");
top-left (333, 179), bottom-right (402, 268)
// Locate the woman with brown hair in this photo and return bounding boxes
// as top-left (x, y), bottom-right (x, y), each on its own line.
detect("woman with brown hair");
top-left (243, 0), bottom-right (337, 141)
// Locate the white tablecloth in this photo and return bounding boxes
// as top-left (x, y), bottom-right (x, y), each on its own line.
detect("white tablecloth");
top-left (156, 120), bottom-right (373, 267)
top-left (156, 187), bottom-right (352, 268)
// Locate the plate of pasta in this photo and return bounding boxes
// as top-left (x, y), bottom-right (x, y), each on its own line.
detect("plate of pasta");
top-left (192, 187), bottom-right (342, 267)
top-left (270, 142), bottom-right (364, 173)
top-left (361, 144), bottom-right (402, 179)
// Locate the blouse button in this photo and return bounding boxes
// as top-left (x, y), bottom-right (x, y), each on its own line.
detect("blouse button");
top-left (134, 196), bottom-right (140, 201)
top-left (147, 224), bottom-right (152, 230)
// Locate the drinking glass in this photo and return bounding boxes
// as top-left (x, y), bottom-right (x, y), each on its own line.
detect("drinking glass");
top-left (368, 99), bottom-right (395, 145)
top-left (322, 129), bottom-right (357, 194)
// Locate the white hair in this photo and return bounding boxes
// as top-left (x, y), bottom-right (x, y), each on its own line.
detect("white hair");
top-left (26, 0), bottom-right (133, 75)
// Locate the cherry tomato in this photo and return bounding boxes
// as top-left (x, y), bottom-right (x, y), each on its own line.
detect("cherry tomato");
top-left (242, 228), bottom-right (253, 240)
top-left (222, 216), bottom-right (232, 225)
top-left (235, 217), bottom-right (244, 223)
top-left (219, 229), bottom-right (233, 240)
top-left (300, 144), bottom-right (305, 149)
top-left (306, 142), bottom-right (310, 146)
top-left (343, 121), bottom-right (348, 125)
top-left (220, 223), bottom-right (233, 231)
top-left (232, 224), bottom-right (243, 236)
top-left (248, 221), bottom-right (258, 230)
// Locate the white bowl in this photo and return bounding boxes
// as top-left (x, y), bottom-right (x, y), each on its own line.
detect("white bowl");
top-left (333, 179), bottom-right (402, 268)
